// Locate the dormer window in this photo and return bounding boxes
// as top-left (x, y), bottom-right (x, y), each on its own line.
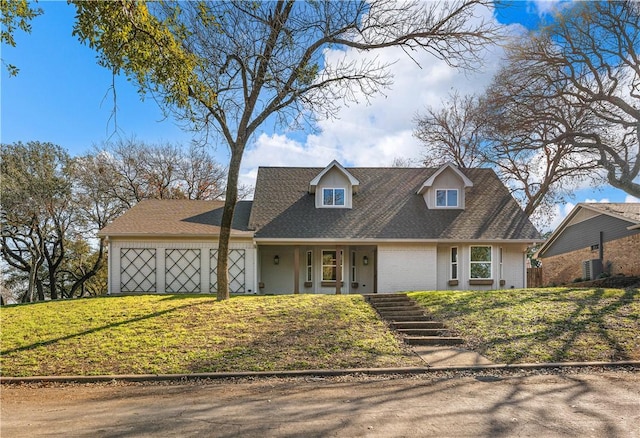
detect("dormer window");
top-left (323, 188), bottom-right (345, 206)
top-left (436, 189), bottom-right (458, 207)
top-left (417, 163), bottom-right (473, 210)
top-left (310, 161), bottom-right (359, 209)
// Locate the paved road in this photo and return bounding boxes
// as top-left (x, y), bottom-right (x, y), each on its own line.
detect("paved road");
top-left (2, 370), bottom-right (639, 437)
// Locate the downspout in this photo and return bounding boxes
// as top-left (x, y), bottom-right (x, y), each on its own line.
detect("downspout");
top-left (106, 238), bottom-right (112, 295)
top-left (253, 244), bottom-right (259, 294)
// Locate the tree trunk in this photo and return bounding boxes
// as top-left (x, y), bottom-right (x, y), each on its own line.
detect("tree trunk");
top-left (24, 246), bottom-right (45, 303)
top-left (69, 238), bottom-right (106, 298)
top-left (36, 278), bottom-right (45, 301)
top-left (24, 265), bottom-right (39, 303)
top-left (216, 147), bottom-right (243, 300)
top-left (48, 262), bottom-right (58, 300)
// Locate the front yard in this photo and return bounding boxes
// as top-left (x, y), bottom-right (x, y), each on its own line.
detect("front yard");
top-left (1, 287), bottom-right (638, 377)
top-left (410, 287), bottom-right (640, 363)
top-left (0, 294), bottom-right (419, 377)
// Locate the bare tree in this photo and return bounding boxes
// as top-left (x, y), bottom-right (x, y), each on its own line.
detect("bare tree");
top-left (502, 1), bottom-right (640, 197)
top-left (175, 145), bottom-right (227, 200)
top-left (414, 92), bottom-right (488, 169)
top-left (414, 74), bottom-right (601, 226)
top-left (390, 157), bottom-right (417, 168)
top-left (73, 0), bottom-right (501, 299)
top-left (480, 59), bottom-right (602, 224)
top-left (91, 139), bottom-right (227, 205)
top-left (416, 1), bottom-right (640, 225)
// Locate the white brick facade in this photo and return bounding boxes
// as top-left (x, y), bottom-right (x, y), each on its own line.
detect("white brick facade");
top-left (377, 244), bottom-right (438, 292)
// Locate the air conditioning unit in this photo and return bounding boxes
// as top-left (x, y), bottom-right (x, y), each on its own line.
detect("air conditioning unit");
top-left (582, 259), bottom-right (603, 280)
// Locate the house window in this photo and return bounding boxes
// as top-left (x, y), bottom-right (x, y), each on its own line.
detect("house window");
top-left (450, 247), bottom-right (458, 280)
top-left (322, 250), bottom-right (343, 281)
top-left (470, 246), bottom-right (492, 279)
top-left (323, 188), bottom-right (345, 206)
top-left (351, 251), bottom-right (357, 282)
top-left (436, 189), bottom-right (458, 207)
top-left (306, 251), bottom-right (313, 282)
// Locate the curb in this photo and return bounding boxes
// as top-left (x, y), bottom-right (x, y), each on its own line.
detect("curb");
top-left (2, 361), bottom-right (639, 384)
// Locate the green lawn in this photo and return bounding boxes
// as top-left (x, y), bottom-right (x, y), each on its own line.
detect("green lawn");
top-left (2, 288), bottom-right (638, 377)
top-left (0, 294), bottom-right (419, 377)
top-left (410, 287), bottom-right (640, 364)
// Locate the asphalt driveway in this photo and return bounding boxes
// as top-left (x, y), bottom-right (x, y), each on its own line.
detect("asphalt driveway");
top-left (2, 369), bottom-right (639, 437)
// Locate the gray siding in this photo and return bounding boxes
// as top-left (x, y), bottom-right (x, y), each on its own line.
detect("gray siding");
top-left (544, 214), bottom-right (639, 257)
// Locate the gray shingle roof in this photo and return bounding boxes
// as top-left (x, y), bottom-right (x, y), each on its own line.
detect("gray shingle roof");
top-left (249, 167), bottom-right (541, 241)
top-left (584, 203), bottom-right (640, 224)
top-left (99, 199), bottom-right (253, 237)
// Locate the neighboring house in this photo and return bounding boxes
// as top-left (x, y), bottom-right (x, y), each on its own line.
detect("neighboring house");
top-left (536, 203), bottom-right (640, 285)
top-left (99, 161), bottom-right (541, 295)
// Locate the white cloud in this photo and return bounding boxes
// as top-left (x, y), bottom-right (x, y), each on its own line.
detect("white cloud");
top-left (625, 194), bottom-right (640, 203)
top-left (546, 202), bottom-right (575, 232)
top-left (239, 3), bottom-right (509, 188)
top-left (529, 0), bottom-right (573, 17)
top-left (545, 193), bottom-right (639, 232)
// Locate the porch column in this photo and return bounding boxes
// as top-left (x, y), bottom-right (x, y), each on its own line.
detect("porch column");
top-left (336, 245), bottom-right (342, 295)
top-left (294, 246), bottom-right (300, 295)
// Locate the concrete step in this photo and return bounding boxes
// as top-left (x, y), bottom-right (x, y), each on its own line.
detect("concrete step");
top-left (365, 294), bottom-right (464, 347)
top-left (365, 293), bottom-right (408, 298)
top-left (371, 302), bottom-right (418, 308)
top-left (368, 298), bottom-right (415, 306)
top-left (376, 307), bottom-right (424, 316)
top-left (367, 297), bottom-right (414, 306)
top-left (396, 328), bottom-right (449, 336)
top-left (382, 315), bottom-right (433, 322)
top-left (403, 336), bottom-right (464, 346)
top-left (392, 321), bottom-right (445, 330)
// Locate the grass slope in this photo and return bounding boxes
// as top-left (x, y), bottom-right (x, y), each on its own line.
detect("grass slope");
top-left (1, 294), bottom-right (420, 377)
top-left (2, 288), bottom-right (638, 377)
top-left (410, 288), bottom-right (640, 363)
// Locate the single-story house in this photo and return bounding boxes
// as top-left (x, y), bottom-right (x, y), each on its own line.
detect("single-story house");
top-left (536, 202), bottom-right (640, 285)
top-left (99, 161), bottom-right (541, 294)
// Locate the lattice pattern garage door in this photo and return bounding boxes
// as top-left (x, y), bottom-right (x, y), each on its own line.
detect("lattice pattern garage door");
top-left (210, 249), bottom-right (246, 293)
top-left (121, 248), bottom-right (156, 292)
top-left (165, 249), bottom-right (201, 293)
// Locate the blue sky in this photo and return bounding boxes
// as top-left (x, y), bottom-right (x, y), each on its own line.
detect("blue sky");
top-left (1, 1), bottom-right (637, 229)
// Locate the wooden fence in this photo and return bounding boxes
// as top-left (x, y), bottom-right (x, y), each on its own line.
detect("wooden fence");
top-left (527, 267), bottom-right (543, 288)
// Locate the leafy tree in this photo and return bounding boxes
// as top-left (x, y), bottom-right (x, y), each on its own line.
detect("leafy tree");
top-left (1, 142), bottom-right (71, 302)
top-left (72, 0), bottom-right (500, 299)
top-left (0, 139), bottom-right (228, 301)
top-left (0, 0), bottom-right (43, 75)
top-left (57, 238), bottom-right (108, 298)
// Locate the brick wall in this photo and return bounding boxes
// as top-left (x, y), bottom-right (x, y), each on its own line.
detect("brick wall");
top-left (541, 233), bottom-right (640, 286)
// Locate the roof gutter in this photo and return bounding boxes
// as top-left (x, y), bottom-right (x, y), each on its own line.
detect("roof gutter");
top-left (98, 233), bottom-right (254, 239)
top-left (254, 237), bottom-right (544, 245)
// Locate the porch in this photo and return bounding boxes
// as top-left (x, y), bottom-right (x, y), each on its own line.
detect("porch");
top-left (257, 245), bottom-right (377, 294)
